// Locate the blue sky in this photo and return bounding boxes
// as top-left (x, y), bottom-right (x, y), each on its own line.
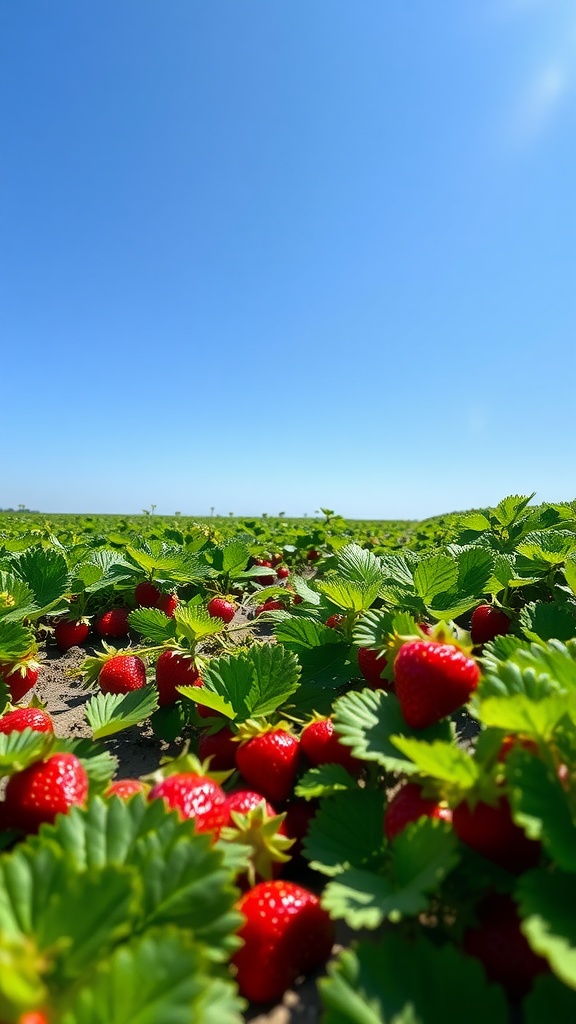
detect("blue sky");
top-left (2, 1), bottom-right (575, 520)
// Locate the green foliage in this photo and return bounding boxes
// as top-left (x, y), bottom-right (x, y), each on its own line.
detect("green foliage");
top-left (180, 643), bottom-right (300, 721)
top-left (320, 936), bottom-right (508, 1023)
top-left (85, 686), bottom-right (160, 739)
top-left (0, 796), bottom-right (243, 1020)
top-left (320, 819), bottom-right (458, 930)
top-left (332, 689), bottom-right (452, 773)
top-left (517, 869), bottom-right (576, 990)
top-left (3, 498), bottom-right (576, 1018)
top-left (0, 728), bottom-right (54, 777)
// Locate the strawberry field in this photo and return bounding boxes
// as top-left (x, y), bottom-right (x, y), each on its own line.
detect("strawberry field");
top-left (1, 495), bottom-right (576, 1023)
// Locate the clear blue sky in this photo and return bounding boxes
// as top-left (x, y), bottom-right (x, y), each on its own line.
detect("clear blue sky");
top-left (2, 1), bottom-right (575, 520)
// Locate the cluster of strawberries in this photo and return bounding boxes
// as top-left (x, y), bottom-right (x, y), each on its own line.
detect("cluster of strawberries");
top-left (2, 578), bottom-right (548, 1007)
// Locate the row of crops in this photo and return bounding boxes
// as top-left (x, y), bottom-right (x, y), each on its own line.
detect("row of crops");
top-left (1, 495), bottom-right (576, 1022)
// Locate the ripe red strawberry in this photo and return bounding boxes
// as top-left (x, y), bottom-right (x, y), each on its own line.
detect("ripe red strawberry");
top-left (207, 597), bottom-right (236, 623)
top-left (94, 607), bottom-right (131, 639)
top-left (394, 640), bottom-right (480, 729)
top-left (225, 788), bottom-right (279, 823)
top-left (198, 726), bottom-right (237, 770)
top-left (462, 892), bottom-right (549, 999)
top-left (157, 592), bottom-right (179, 617)
top-left (18, 1012), bottom-right (51, 1024)
top-left (357, 646), bottom-right (389, 689)
top-left (276, 565), bottom-right (290, 579)
top-left (134, 580), bottom-right (161, 607)
top-left (470, 604), bottom-right (511, 645)
top-left (232, 880), bottom-right (335, 1003)
top-left (383, 782), bottom-right (452, 841)
top-left (236, 727), bottom-right (301, 804)
top-left (300, 717), bottom-right (361, 775)
top-left (2, 752), bottom-right (89, 833)
top-left (0, 707), bottom-right (54, 734)
top-left (306, 549), bottom-right (321, 561)
top-left (99, 655), bottom-right (147, 694)
top-left (255, 599), bottom-right (284, 616)
top-left (452, 794), bottom-right (541, 874)
top-left (148, 772), bottom-right (228, 836)
top-left (54, 617), bottom-right (90, 652)
top-left (106, 778), bottom-right (149, 799)
top-left (0, 659), bottom-right (41, 703)
top-left (325, 613), bottom-right (345, 630)
top-left (155, 649), bottom-right (201, 707)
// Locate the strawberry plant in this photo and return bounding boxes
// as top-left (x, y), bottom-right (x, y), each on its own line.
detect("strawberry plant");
top-left (2, 495), bottom-right (576, 1020)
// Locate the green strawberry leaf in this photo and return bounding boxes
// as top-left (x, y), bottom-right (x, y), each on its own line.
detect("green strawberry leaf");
top-left (150, 702), bottom-right (188, 742)
top-left (58, 928), bottom-right (244, 1024)
top-left (492, 493), bottom-right (535, 529)
top-left (519, 601), bottom-right (576, 643)
top-left (133, 830), bottom-right (242, 959)
top-left (0, 571), bottom-right (38, 622)
top-left (37, 864), bottom-right (138, 982)
top-left (485, 552), bottom-right (516, 594)
top-left (517, 529), bottom-right (576, 566)
top-left (0, 619), bottom-right (37, 661)
top-left (25, 796), bottom-right (242, 961)
top-left (126, 543), bottom-right (212, 584)
top-left (295, 764), bottom-right (360, 799)
top-left (0, 837), bottom-right (68, 939)
top-left (319, 935), bottom-right (508, 1024)
top-left (321, 818), bottom-right (458, 929)
top-left (178, 685), bottom-right (235, 719)
top-left (220, 540), bottom-right (251, 575)
top-left (196, 645), bottom-right (300, 722)
top-left (516, 868), bottom-right (576, 989)
top-left (458, 511), bottom-right (493, 533)
top-left (291, 576), bottom-right (322, 605)
top-left (478, 692), bottom-right (573, 740)
top-left (75, 550), bottom-right (137, 594)
top-left (244, 643), bottom-right (301, 717)
top-left (26, 795), bottom-right (179, 871)
top-left (379, 552), bottom-right (420, 595)
top-left (336, 544), bottom-right (386, 588)
top-left (128, 608), bottom-right (178, 643)
top-left (389, 738), bottom-right (479, 791)
top-left (564, 551), bottom-right (576, 597)
top-left (413, 554), bottom-right (458, 605)
top-left (454, 544), bottom-right (495, 597)
top-left (332, 689), bottom-right (452, 773)
top-left (85, 686), bottom-right (160, 739)
top-left (11, 546), bottom-right (70, 616)
top-left (506, 748), bottom-right (576, 868)
top-left (479, 639), bottom-right (576, 700)
top-left (174, 605), bottom-right (225, 643)
top-left (352, 609), bottom-right (420, 651)
top-left (316, 577), bottom-right (382, 613)
top-left (275, 616), bottom-right (348, 651)
top-left (273, 617), bottom-right (357, 716)
top-left (304, 789), bottom-right (387, 878)
top-left (0, 728), bottom-right (54, 777)
top-left (524, 973), bottom-right (576, 1024)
